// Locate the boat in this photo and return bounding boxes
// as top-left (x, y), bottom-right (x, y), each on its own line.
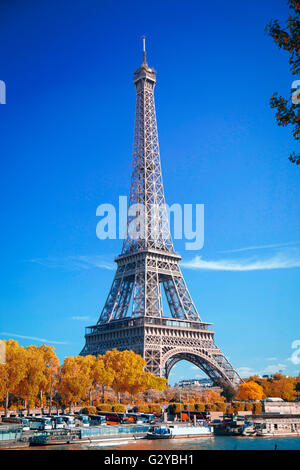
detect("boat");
top-left (29, 429), bottom-right (80, 445)
top-left (29, 424), bottom-right (152, 446)
top-left (146, 426), bottom-right (173, 439)
top-left (146, 423), bottom-right (213, 439)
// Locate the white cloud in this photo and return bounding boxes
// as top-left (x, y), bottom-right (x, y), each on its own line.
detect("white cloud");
top-left (71, 316), bottom-right (91, 321)
top-left (0, 332), bottom-right (68, 345)
top-left (181, 250), bottom-right (300, 272)
top-left (237, 366), bottom-right (255, 378)
top-left (266, 357), bottom-right (278, 361)
top-left (262, 363), bottom-right (287, 374)
top-left (30, 255), bottom-right (115, 271)
top-left (220, 241), bottom-right (300, 254)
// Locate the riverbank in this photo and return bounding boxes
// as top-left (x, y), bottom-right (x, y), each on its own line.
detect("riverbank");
top-left (4, 435), bottom-right (300, 451)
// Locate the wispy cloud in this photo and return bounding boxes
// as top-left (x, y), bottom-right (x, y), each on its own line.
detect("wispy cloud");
top-left (237, 366), bottom-right (255, 378)
top-left (237, 363), bottom-right (289, 378)
top-left (0, 332), bottom-right (68, 345)
top-left (182, 250), bottom-right (300, 272)
top-left (71, 316), bottom-right (92, 321)
top-left (262, 363), bottom-right (287, 374)
top-left (220, 241), bottom-right (300, 254)
top-left (30, 255), bottom-right (115, 271)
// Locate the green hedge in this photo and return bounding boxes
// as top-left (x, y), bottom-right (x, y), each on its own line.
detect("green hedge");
top-left (214, 402), bottom-right (226, 412)
top-left (167, 403), bottom-right (182, 414)
top-left (148, 404), bottom-right (161, 414)
top-left (205, 404), bottom-right (217, 412)
top-left (96, 404), bottom-right (113, 412)
top-left (194, 403), bottom-right (205, 412)
top-left (113, 404), bottom-right (126, 413)
top-left (80, 406), bottom-right (97, 415)
top-left (252, 402), bottom-right (262, 414)
top-left (183, 403), bottom-right (195, 412)
top-left (232, 401), bottom-right (245, 413)
top-left (244, 402), bottom-right (253, 411)
top-left (136, 405), bottom-right (150, 413)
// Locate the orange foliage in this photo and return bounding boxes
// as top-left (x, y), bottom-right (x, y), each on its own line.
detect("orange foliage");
top-left (236, 381), bottom-right (264, 401)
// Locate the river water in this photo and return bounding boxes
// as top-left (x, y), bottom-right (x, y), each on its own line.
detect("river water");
top-left (23, 436), bottom-right (300, 451)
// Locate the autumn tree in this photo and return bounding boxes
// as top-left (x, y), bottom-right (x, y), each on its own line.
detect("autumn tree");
top-left (295, 373), bottom-right (300, 393)
top-left (103, 349), bottom-right (147, 402)
top-left (144, 375), bottom-right (167, 402)
top-left (265, 0), bottom-right (300, 164)
top-left (148, 375), bottom-right (167, 392)
top-left (103, 349), bottom-right (167, 402)
top-left (92, 355), bottom-right (114, 404)
top-left (36, 345), bottom-right (59, 413)
top-left (18, 345), bottom-right (47, 414)
top-left (246, 373), bottom-right (297, 401)
top-left (236, 380), bottom-right (264, 401)
top-left (267, 373), bottom-right (296, 401)
top-left (59, 355), bottom-right (95, 412)
top-left (0, 340), bottom-right (27, 416)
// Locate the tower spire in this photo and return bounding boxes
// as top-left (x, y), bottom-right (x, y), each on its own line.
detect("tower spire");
top-left (142, 35), bottom-right (146, 64)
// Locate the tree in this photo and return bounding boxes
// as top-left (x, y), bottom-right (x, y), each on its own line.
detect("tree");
top-left (246, 373), bottom-right (297, 401)
top-left (218, 380), bottom-right (238, 402)
top-left (18, 345), bottom-right (47, 414)
top-left (103, 349), bottom-right (148, 402)
top-left (295, 374), bottom-right (300, 393)
top-left (0, 340), bottom-right (27, 416)
top-left (36, 344), bottom-right (59, 413)
top-left (92, 355), bottom-right (114, 403)
top-left (265, 0), bottom-right (300, 164)
top-left (147, 375), bottom-right (167, 392)
top-left (59, 355), bottom-right (95, 412)
top-left (236, 380), bottom-right (264, 401)
top-left (103, 349), bottom-right (167, 402)
top-left (267, 374), bottom-right (296, 401)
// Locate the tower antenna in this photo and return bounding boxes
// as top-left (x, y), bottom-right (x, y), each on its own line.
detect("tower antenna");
top-left (142, 35), bottom-right (146, 63)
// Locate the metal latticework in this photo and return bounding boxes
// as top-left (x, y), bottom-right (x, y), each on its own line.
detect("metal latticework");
top-left (122, 58), bottom-right (173, 255)
top-left (81, 42), bottom-right (241, 389)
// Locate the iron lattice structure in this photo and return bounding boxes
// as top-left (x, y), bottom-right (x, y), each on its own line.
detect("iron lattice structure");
top-left (81, 42), bottom-right (241, 389)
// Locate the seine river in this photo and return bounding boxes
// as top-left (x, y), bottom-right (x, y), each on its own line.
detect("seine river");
top-left (24, 436), bottom-right (300, 451)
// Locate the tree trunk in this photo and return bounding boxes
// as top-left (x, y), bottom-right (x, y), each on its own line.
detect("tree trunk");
top-left (40, 390), bottom-right (43, 410)
top-left (101, 385), bottom-right (105, 403)
top-left (4, 392), bottom-right (8, 417)
top-left (27, 399), bottom-right (30, 416)
top-left (89, 388), bottom-right (92, 406)
top-left (49, 371), bottom-right (53, 416)
top-left (69, 401), bottom-right (72, 414)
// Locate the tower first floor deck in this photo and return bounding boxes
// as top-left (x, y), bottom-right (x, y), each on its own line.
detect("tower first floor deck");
top-left (80, 316), bottom-right (241, 387)
top-left (82, 316), bottom-right (214, 358)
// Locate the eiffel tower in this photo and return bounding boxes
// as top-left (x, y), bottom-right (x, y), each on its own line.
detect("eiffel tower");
top-left (81, 38), bottom-right (241, 389)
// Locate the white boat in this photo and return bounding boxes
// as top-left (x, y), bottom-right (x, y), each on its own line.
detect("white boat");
top-left (146, 424), bottom-right (213, 439)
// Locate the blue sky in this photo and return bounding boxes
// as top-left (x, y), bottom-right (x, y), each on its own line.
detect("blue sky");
top-left (0, 0), bottom-right (299, 385)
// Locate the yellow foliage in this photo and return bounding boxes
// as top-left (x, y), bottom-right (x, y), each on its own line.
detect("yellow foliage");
top-left (236, 381), bottom-right (264, 401)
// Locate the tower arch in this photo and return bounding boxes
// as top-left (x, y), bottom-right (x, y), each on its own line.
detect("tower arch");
top-left (162, 348), bottom-right (240, 388)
